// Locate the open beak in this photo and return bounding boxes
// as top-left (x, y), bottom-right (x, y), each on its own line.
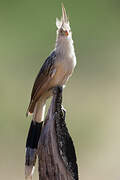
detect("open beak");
top-left (61, 3), bottom-right (68, 23)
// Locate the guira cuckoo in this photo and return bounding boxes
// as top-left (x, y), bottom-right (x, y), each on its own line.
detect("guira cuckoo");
top-left (26, 5), bottom-right (76, 122)
top-left (25, 4), bottom-right (76, 179)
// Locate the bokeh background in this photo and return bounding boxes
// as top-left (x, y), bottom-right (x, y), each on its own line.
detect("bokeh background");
top-left (0, 0), bottom-right (120, 179)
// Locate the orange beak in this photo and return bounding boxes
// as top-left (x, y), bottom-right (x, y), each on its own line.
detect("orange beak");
top-left (65, 30), bottom-right (69, 36)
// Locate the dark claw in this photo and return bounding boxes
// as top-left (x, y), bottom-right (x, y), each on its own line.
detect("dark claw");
top-left (53, 86), bottom-right (63, 96)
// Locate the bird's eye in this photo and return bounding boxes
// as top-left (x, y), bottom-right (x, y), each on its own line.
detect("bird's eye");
top-left (60, 29), bottom-right (63, 33)
top-left (60, 29), bottom-right (69, 36)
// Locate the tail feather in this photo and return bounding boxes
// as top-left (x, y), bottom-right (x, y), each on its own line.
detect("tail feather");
top-left (26, 101), bottom-right (35, 117)
top-left (25, 121), bottom-right (43, 179)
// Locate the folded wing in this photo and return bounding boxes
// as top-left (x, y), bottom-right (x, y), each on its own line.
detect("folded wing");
top-left (26, 51), bottom-right (56, 116)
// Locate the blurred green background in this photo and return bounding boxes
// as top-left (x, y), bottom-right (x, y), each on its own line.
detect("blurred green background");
top-left (0, 0), bottom-right (120, 179)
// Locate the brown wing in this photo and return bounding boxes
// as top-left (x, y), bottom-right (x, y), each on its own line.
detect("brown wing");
top-left (26, 51), bottom-right (56, 116)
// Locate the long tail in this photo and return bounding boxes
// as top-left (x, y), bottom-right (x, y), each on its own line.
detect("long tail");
top-left (33, 99), bottom-right (46, 123)
top-left (25, 121), bottom-right (43, 179)
top-left (25, 99), bottom-right (46, 179)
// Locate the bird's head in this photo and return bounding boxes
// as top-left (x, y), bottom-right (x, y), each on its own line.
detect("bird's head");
top-left (56, 4), bottom-right (71, 38)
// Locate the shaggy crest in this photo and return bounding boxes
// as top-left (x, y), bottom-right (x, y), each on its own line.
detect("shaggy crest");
top-left (56, 4), bottom-right (70, 31)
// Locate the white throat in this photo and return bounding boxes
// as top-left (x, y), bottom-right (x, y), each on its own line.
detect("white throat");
top-left (55, 34), bottom-right (75, 58)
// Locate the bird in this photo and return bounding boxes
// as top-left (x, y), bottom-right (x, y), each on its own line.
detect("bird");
top-left (26, 4), bottom-right (76, 123)
top-left (25, 4), bottom-right (76, 179)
